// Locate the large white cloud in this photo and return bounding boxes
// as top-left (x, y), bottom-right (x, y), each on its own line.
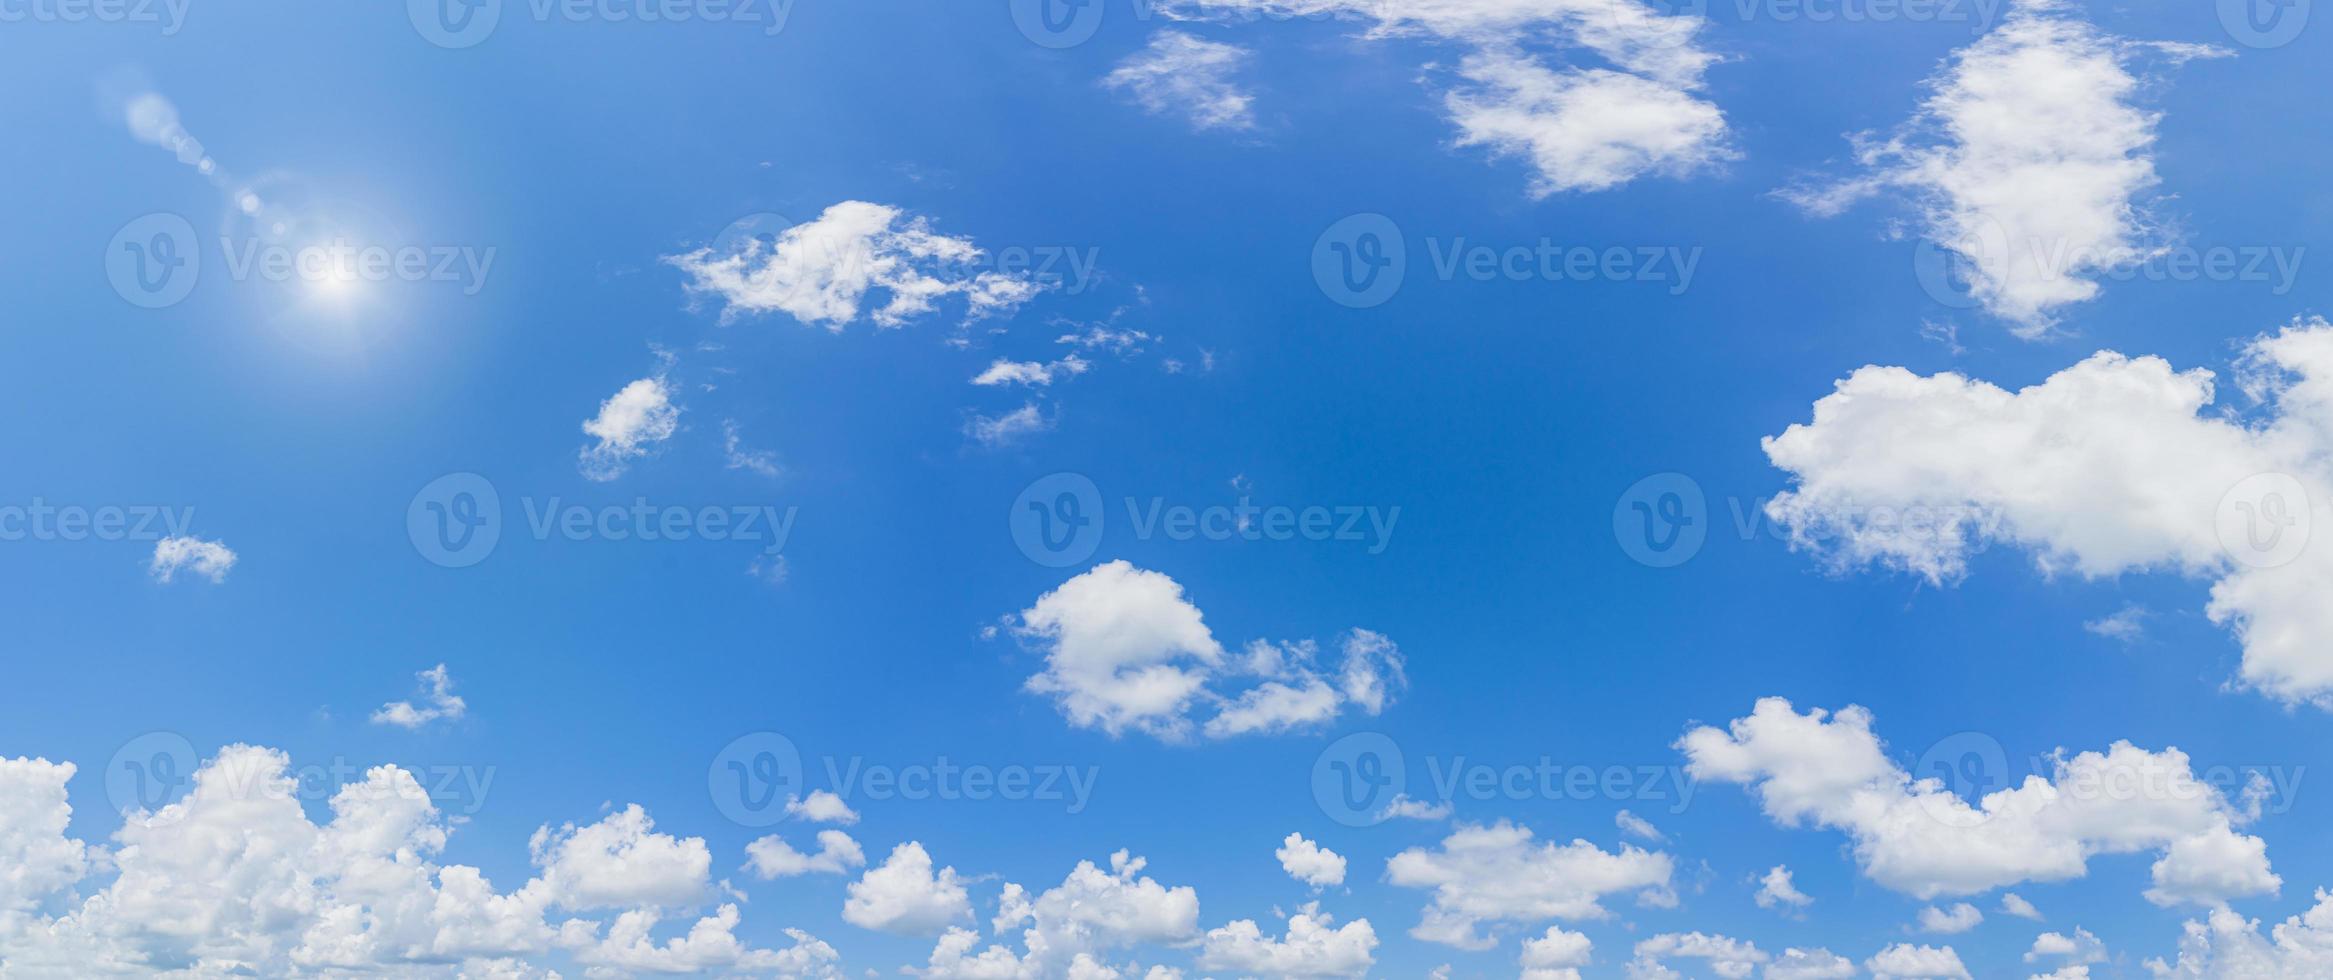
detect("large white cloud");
top-left (1385, 821), bottom-right (1673, 951)
top-left (1163, 0), bottom-right (1731, 194)
top-left (919, 850), bottom-right (1199, 977)
top-left (1780, 0), bottom-right (2224, 334)
top-left (1009, 561), bottom-right (1403, 741)
top-left (1763, 321), bottom-right (2333, 706)
top-left (1866, 942), bottom-right (1971, 980)
top-left (667, 201), bottom-right (1046, 330)
top-left (845, 842), bottom-right (974, 936)
top-left (2149, 889), bottom-right (2333, 977)
top-left (1519, 925), bottom-right (1592, 980)
top-left (1679, 698), bottom-right (2279, 906)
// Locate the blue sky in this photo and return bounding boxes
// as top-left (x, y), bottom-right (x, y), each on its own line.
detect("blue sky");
top-left (3, 0), bottom-right (2332, 977)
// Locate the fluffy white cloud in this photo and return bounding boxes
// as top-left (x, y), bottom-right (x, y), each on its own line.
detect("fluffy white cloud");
top-left (1918, 902), bottom-right (1983, 934)
top-left (1680, 698), bottom-right (2280, 906)
top-left (1866, 942), bottom-right (1971, 980)
top-left (1614, 809), bottom-right (1662, 842)
top-left (2026, 925), bottom-right (2106, 965)
top-left (2002, 893), bottom-right (2044, 920)
top-left (1628, 932), bottom-right (1766, 979)
top-left (746, 829), bottom-right (867, 879)
top-left (1768, 947), bottom-right (1857, 980)
top-left (1104, 32), bottom-right (1258, 132)
top-left (668, 201), bottom-right (1046, 329)
top-left (927, 850), bottom-right (1199, 977)
top-left (2149, 889), bottom-right (2333, 977)
top-left (1386, 821), bottom-right (1673, 951)
top-left (787, 789), bottom-right (861, 824)
top-left (1780, 0), bottom-right (2224, 333)
top-left (1755, 865), bottom-right (1811, 912)
top-left (1276, 833), bottom-right (1347, 890)
top-left (563, 905), bottom-right (841, 978)
top-left (973, 355), bottom-right (1091, 388)
top-left (1164, 0), bottom-right (1730, 194)
top-left (149, 535), bottom-right (235, 584)
top-left (1197, 909), bottom-right (1376, 978)
top-left (1762, 321), bottom-right (2333, 706)
top-left (1010, 562), bottom-right (1403, 741)
top-left (578, 374), bottom-right (680, 481)
top-left (845, 842), bottom-right (974, 935)
top-left (1520, 925), bottom-right (1592, 980)
top-left (370, 663), bottom-right (467, 730)
top-left (0, 744), bottom-right (814, 977)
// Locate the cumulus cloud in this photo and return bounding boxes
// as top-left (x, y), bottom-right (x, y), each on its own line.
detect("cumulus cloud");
top-left (1918, 902), bottom-right (1983, 934)
top-left (973, 354), bottom-right (1091, 388)
top-left (922, 850), bottom-right (1199, 977)
top-left (0, 745), bottom-right (818, 976)
top-left (1779, 0), bottom-right (2225, 333)
top-left (1627, 931), bottom-right (1766, 978)
top-left (787, 789), bottom-right (861, 824)
top-left (1386, 821), bottom-right (1673, 951)
top-left (1755, 865), bottom-right (1812, 912)
top-left (2149, 889), bottom-right (2333, 977)
top-left (1164, 0), bottom-right (1731, 195)
top-left (1008, 561), bottom-right (1404, 741)
top-left (1866, 942), bottom-right (1971, 979)
top-left (1277, 833), bottom-right (1347, 890)
top-left (1520, 925), bottom-right (1592, 980)
top-left (1768, 947), bottom-right (1858, 980)
top-left (149, 535), bottom-right (235, 584)
top-left (746, 829), bottom-right (867, 879)
top-left (1680, 698), bottom-right (2279, 906)
top-left (2026, 925), bottom-right (2106, 965)
top-left (1762, 321), bottom-right (2333, 706)
top-left (1198, 908), bottom-right (1376, 978)
top-left (845, 842), bottom-right (974, 935)
top-left (369, 663), bottom-right (467, 730)
top-left (2002, 892), bottom-right (2044, 920)
top-left (1105, 32), bottom-right (1258, 132)
top-left (668, 201), bottom-right (1046, 329)
top-left (578, 374), bottom-right (680, 481)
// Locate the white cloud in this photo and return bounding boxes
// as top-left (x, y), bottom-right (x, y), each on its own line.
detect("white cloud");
top-left (1628, 932), bottom-right (1766, 979)
top-left (928, 850), bottom-right (1199, 977)
top-left (2148, 889), bottom-right (2333, 977)
top-left (579, 374), bottom-right (680, 481)
top-left (149, 535), bottom-right (235, 584)
top-left (2002, 892), bottom-right (2044, 920)
top-left (745, 829), bottom-right (867, 879)
top-left (845, 842), bottom-right (974, 935)
top-left (1680, 698), bottom-right (2279, 907)
top-left (972, 354), bottom-right (1090, 388)
top-left (2083, 604), bottom-right (2148, 644)
top-left (1918, 902), bottom-right (1983, 934)
top-left (723, 418), bottom-right (781, 478)
top-left (2025, 925), bottom-right (2106, 965)
top-left (1779, 0), bottom-right (2225, 334)
top-left (1615, 809), bottom-right (1663, 842)
top-left (1520, 925), bottom-right (1592, 980)
top-left (1105, 32), bottom-right (1258, 132)
top-left (1386, 821), bottom-right (1673, 951)
top-left (1379, 794), bottom-right (1454, 822)
top-left (0, 744), bottom-right (811, 976)
top-left (668, 201), bottom-right (1046, 329)
top-left (1768, 947), bottom-right (1857, 980)
top-left (1761, 321), bottom-right (2333, 706)
top-left (1165, 0), bottom-right (1731, 194)
top-left (370, 663), bottom-right (467, 730)
top-left (1755, 865), bottom-right (1812, 912)
top-left (1198, 909), bottom-right (1376, 978)
top-left (1009, 562), bottom-right (1403, 740)
top-left (1277, 833), bottom-right (1347, 889)
top-left (788, 789), bottom-right (861, 824)
top-left (968, 402), bottom-right (1053, 447)
top-left (564, 905), bottom-right (841, 978)
top-left (1866, 942), bottom-right (1971, 980)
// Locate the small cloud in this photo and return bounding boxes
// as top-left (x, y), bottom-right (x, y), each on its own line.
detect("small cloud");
top-left (1754, 865), bottom-right (1812, 913)
top-left (2001, 893), bottom-right (2043, 920)
top-left (579, 375), bottom-right (680, 481)
top-left (1378, 793), bottom-right (1451, 822)
top-left (1616, 809), bottom-right (1664, 842)
top-left (966, 402), bottom-right (1051, 447)
top-left (2083, 604), bottom-right (2147, 644)
top-left (1104, 31), bottom-right (1260, 133)
top-left (371, 663), bottom-right (467, 730)
top-left (150, 536), bottom-right (236, 584)
top-left (722, 419), bottom-right (780, 478)
top-left (786, 790), bottom-right (860, 825)
top-left (1916, 902), bottom-right (1983, 934)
